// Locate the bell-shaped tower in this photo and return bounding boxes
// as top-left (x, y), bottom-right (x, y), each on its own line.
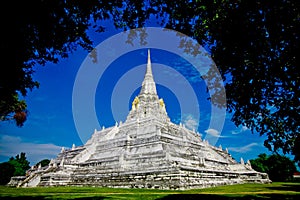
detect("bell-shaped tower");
top-left (126, 49), bottom-right (170, 122)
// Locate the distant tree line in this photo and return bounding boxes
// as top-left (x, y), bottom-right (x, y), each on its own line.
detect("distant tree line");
top-left (250, 153), bottom-right (297, 182)
top-left (0, 152), bottom-right (49, 185)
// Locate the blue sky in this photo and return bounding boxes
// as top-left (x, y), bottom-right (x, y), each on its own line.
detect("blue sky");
top-left (0, 22), bottom-right (271, 166)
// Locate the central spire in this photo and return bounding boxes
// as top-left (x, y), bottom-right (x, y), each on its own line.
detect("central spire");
top-left (139, 49), bottom-right (157, 96)
top-left (126, 49), bottom-right (170, 122)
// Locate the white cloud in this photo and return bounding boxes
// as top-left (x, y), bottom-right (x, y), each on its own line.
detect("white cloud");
top-left (231, 125), bottom-right (249, 135)
top-left (182, 115), bottom-right (198, 131)
top-left (0, 135), bottom-right (62, 165)
top-left (204, 128), bottom-right (228, 138)
top-left (205, 128), bottom-right (220, 137)
top-left (228, 143), bottom-right (259, 153)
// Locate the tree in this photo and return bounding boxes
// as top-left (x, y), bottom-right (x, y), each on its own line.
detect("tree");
top-left (0, 0), bottom-right (148, 126)
top-left (0, 1), bottom-right (299, 165)
top-left (0, 153), bottom-right (30, 185)
top-left (249, 153), bottom-right (269, 173)
top-left (35, 159), bottom-right (50, 168)
top-left (150, 0), bottom-right (299, 166)
top-left (8, 152), bottom-right (30, 176)
top-left (293, 135), bottom-right (300, 168)
top-left (250, 153), bottom-right (297, 182)
top-left (0, 162), bottom-right (15, 185)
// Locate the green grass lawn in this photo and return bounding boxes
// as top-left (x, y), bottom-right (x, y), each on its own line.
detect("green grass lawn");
top-left (0, 182), bottom-right (299, 200)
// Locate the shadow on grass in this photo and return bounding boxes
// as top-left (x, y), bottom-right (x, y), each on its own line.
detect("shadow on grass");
top-left (157, 194), bottom-right (300, 200)
top-left (0, 196), bottom-right (107, 200)
top-left (266, 184), bottom-right (300, 192)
